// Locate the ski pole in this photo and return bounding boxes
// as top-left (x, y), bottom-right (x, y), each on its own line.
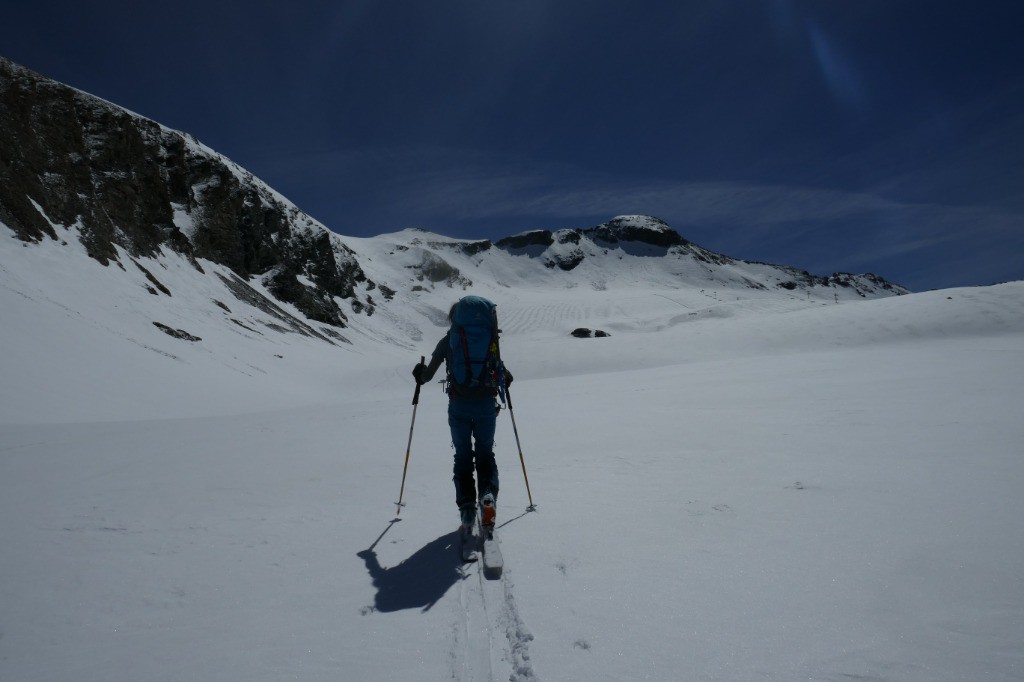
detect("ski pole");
top-left (504, 385), bottom-right (536, 510)
top-left (395, 355), bottom-right (424, 516)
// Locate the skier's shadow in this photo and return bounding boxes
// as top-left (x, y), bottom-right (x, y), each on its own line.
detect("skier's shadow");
top-left (357, 524), bottom-right (466, 613)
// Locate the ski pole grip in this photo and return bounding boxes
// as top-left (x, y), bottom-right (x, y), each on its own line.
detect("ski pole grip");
top-left (412, 355), bottom-right (425, 405)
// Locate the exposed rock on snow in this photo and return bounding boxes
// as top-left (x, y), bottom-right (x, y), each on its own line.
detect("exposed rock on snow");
top-left (152, 322), bottom-right (201, 341)
top-left (570, 328), bottom-right (611, 338)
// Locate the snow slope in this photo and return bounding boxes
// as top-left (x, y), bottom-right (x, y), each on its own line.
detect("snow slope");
top-left (2, 222), bottom-right (1024, 680)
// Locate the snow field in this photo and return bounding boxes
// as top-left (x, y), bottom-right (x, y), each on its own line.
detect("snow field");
top-left (3, 228), bottom-right (1024, 680)
top-left (508, 338), bottom-right (1024, 680)
top-left (5, 329), bottom-right (1021, 680)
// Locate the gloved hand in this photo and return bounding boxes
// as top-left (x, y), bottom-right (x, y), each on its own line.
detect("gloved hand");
top-left (503, 369), bottom-right (514, 387)
top-left (412, 362), bottom-right (427, 385)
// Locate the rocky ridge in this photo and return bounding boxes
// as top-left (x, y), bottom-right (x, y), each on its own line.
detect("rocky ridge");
top-left (0, 57), bottom-right (367, 328)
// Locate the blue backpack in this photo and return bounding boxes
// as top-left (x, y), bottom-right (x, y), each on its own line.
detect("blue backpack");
top-left (448, 296), bottom-right (505, 402)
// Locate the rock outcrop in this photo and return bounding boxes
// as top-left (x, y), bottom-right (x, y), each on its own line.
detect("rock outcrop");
top-left (0, 57), bottom-right (366, 326)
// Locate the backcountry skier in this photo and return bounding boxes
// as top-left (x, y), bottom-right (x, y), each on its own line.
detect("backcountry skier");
top-left (412, 296), bottom-right (512, 532)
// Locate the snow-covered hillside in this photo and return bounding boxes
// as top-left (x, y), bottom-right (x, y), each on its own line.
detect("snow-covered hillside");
top-left (3, 209), bottom-right (1024, 680)
top-left (2, 57), bottom-right (906, 357)
top-left (1, 208), bottom-right (912, 424)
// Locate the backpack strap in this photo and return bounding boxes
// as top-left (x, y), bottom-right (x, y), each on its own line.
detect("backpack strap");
top-left (457, 326), bottom-right (472, 381)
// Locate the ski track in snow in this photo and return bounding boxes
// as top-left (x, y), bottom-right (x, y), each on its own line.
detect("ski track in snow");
top-left (452, 557), bottom-right (537, 681)
top-left (499, 571), bottom-right (538, 682)
top-left (451, 559), bottom-right (492, 681)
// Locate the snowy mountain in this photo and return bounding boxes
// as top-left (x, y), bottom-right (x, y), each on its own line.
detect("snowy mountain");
top-left (4, 56), bottom-right (1024, 682)
top-left (1, 56), bottom-right (907, 370)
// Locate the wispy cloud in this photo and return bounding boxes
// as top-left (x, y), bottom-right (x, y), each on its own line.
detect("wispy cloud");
top-left (805, 21), bottom-right (870, 114)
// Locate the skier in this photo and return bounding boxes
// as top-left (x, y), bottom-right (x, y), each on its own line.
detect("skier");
top-left (412, 297), bottom-right (512, 533)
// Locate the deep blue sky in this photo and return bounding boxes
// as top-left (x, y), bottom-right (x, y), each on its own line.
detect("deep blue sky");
top-left (4, 1), bottom-right (1023, 291)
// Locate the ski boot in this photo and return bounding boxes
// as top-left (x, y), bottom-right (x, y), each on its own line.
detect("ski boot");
top-left (459, 505), bottom-right (478, 562)
top-left (460, 505), bottom-right (477, 531)
top-left (480, 492), bottom-right (496, 528)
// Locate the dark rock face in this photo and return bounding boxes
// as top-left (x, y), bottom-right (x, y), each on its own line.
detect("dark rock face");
top-left (495, 217), bottom-right (710, 272)
top-left (1, 64), bottom-right (160, 259)
top-left (495, 230), bottom-right (555, 250)
top-left (428, 238), bottom-right (492, 257)
top-left (584, 216), bottom-right (687, 249)
top-left (0, 57), bottom-right (365, 326)
top-left (153, 322), bottom-right (202, 342)
top-left (547, 249), bottom-right (586, 271)
top-left (772, 267), bottom-right (906, 297)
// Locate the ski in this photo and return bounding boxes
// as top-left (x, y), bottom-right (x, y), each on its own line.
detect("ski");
top-left (480, 522), bottom-right (503, 579)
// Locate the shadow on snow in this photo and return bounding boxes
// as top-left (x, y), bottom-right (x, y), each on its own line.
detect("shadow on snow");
top-left (357, 522), bottom-right (466, 613)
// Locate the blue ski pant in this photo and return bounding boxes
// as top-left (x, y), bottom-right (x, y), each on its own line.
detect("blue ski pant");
top-left (448, 397), bottom-right (499, 510)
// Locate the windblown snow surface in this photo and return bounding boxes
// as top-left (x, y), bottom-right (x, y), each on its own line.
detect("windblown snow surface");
top-left (2, 226), bottom-right (1023, 681)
